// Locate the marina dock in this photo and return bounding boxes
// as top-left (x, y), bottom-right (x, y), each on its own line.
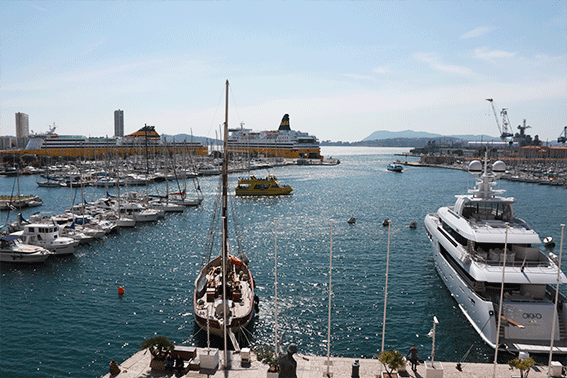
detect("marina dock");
top-left (102, 347), bottom-right (563, 378)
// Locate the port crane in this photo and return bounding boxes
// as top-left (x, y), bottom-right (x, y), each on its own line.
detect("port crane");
top-left (558, 126), bottom-right (567, 144)
top-left (486, 98), bottom-right (514, 142)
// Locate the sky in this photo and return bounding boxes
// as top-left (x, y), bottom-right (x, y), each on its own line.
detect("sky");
top-left (1, 1), bottom-right (565, 143)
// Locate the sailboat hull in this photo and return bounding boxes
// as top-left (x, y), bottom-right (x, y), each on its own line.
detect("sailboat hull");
top-left (193, 255), bottom-right (256, 338)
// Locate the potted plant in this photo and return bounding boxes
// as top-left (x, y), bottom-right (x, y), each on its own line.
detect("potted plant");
top-left (508, 357), bottom-right (535, 378)
top-left (255, 345), bottom-right (279, 378)
top-left (140, 336), bottom-right (174, 371)
top-left (375, 350), bottom-right (405, 378)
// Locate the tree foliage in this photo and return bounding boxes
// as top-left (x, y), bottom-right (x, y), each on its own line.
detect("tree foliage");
top-left (375, 350), bottom-right (405, 377)
top-left (140, 336), bottom-right (173, 360)
top-left (508, 357), bottom-right (535, 378)
top-left (255, 345), bottom-right (279, 371)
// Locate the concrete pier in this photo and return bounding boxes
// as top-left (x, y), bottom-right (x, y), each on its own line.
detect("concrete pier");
top-left (102, 347), bottom-right (563, 378)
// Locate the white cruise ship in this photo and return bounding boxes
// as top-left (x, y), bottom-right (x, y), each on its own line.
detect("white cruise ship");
top-left (227, 114), bottom-right (321, 159)
top-left (424, 157), bottom-right (567, 354)
top-left (22, 125), bottom-right (206, 158)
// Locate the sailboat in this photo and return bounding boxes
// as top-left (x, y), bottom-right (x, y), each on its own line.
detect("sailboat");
top-left (193, 80), bottom-right (256, 344)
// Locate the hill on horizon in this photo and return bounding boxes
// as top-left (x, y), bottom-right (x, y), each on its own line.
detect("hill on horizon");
top-left (363, 129), bottom-right (499, 141)
top-left (162, 134), bottom-right (220, 144)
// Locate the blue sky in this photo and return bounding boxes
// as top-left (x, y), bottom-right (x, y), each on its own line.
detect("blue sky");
top-left (1, 1), bottom-right (565, 142)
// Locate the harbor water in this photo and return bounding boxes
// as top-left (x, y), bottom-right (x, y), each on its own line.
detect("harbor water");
top-left (1, 146), bottom-right (566, 377)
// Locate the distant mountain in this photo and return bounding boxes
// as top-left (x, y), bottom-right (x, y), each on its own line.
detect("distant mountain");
top-left (162, 134), bottom-right (220, 144)
top-left (363, 130), bottom-right (498, 141)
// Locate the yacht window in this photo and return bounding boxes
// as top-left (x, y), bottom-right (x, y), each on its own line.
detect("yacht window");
top-left (441, 221), bottom-right (468, 246)
top-left (463, 202), bottom-right (506, 220)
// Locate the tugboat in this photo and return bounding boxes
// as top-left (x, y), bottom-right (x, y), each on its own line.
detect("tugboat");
top-left (235, 175), bottom-right (293, 196)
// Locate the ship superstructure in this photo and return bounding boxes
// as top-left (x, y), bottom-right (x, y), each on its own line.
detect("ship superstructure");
top-left (227, 114), bottom-right (321, 159)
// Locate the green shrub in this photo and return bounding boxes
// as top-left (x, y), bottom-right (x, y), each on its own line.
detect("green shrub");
top-left (140, 336), bottom-right (174, 360)
top-left (254, 345), bottom-right (279, 371)
top-left (375, 350), bottom-right (405, 377)
top-left (508, 357), bottom-right (535, 378)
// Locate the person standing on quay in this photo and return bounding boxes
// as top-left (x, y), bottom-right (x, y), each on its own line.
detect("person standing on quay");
top-left (406, 345), bottom-right (419, 371)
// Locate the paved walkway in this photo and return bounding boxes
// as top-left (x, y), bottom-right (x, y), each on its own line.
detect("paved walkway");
top-left (102, 347), bottom-right (564, 378)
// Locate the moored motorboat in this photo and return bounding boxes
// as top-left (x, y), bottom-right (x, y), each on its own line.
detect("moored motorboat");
top-left (235, 175), bottom-right (293, 196)
top-left (0, 235), bottom-right (53, 263)
top-left (12, 223), bottom-right (78, 255)
top-left (424, 157), bottom-right (567, 354)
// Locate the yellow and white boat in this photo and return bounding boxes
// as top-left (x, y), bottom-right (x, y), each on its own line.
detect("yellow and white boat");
top-left (235, 175), bottom-right (293, 196)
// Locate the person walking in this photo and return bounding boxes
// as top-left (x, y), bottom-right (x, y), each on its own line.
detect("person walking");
top-left (406, 345), bottom-right (419, 371)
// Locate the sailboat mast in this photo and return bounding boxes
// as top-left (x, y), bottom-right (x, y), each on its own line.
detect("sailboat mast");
top-left (222, 79), bottom-right (229, 368)
top-left (223, 80), bottom-right (229, 248)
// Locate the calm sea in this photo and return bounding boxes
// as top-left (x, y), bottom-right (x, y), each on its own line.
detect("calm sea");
top-left (1, 146), bottom-right (566, 377)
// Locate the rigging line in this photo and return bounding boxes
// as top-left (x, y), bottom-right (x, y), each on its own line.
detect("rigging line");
top-left (201, 177), bottom-right (224, 267)
top-left (459, 342), bottom-right (475, 363)
top-left (229, 185), bottom-right (244, 256)
top-left (4, 173), bottom-right (18, 225)
top-left (239, 326), bottom-right (252, 346)
top-left (205, 88), bottom-right (226, 140)
top-left (228, 83), bottom-right (243, 128)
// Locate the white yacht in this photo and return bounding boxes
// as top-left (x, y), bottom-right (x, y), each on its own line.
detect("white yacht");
top-left (118, 202), bottom-right (159, 222)
top-left (0, 235), bottom-right (53, 263)
top-left (12, 223), bottom-right (78, 255)
top-left (424, 158), bottom-right (567, 354)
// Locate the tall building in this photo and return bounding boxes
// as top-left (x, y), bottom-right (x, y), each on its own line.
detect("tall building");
top-left (15, 112), bottom-right (29, 148)
top-left (114, 109), bottom-right (124, 137)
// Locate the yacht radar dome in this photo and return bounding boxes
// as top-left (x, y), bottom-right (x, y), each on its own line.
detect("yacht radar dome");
top-left (468, 160), bottom-right (482, 173)
top-left (492, 160), bottom-right (506, 173)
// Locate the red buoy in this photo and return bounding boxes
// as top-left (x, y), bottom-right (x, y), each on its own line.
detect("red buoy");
top-left (118, 286), bottom-right (125, 294)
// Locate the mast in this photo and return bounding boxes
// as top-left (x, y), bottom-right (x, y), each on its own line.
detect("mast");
top-left (222, 79), bottom-right (229, 368)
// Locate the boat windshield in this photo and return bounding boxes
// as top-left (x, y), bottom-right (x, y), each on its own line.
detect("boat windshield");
top-left (462, 201), bottom-right (512, 221)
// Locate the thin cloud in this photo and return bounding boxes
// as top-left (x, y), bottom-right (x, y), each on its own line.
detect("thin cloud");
top-left (343, 73), bottom-right (375, 81)
top-left (83, 38), bottom-right (107, 55)
top-left (460, 26), bottom-right (494, 39)
top-left (372, 66), bottom-right (392, 74)
top-left (474, 47), bottom-right (516, 62)
top-left (413, 53), bottom-right (473, 74)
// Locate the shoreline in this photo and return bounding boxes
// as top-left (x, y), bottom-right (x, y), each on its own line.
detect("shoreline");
top-left (395, 154), bottom-right (567, 188)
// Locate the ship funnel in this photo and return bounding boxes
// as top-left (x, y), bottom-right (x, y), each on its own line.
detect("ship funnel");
top-left (278, 114), bottom-right (291, 131)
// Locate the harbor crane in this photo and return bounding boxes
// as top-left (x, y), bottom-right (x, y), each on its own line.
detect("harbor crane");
top-left (558, 126), bottom-right (567, 144)
top-left (486, 98), bottom-right (514, 142)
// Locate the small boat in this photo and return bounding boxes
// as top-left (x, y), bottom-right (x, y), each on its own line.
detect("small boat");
top-left (387, 163), bottom-right (403, 172)
top-left (0, 235), bottom-right (53, 263)
top-left (235, 175), bottom-right (293, 196)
